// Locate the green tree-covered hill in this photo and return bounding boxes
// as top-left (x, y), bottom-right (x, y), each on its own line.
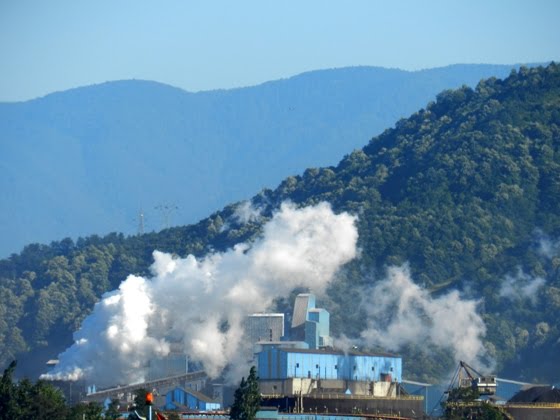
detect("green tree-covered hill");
top-left (1, 64), bottom-right (559, 383)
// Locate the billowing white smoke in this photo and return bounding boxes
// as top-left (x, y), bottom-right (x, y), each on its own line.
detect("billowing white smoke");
top-left (499, 268), bottom-right (545, 304)
top-left (233, 200), bottom-right (263, 224)
top-left (358, 265), bottom-right (487, 366)
top-left (536, 232), bottom-right (560, 259)
top-left (41, 202), bottom-right (357, 387)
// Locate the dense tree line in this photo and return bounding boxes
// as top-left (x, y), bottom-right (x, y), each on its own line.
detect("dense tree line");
top-left (0, 360), bottom-right (104, 420)
top-left (1, 64), bottom-right (559, 383)
top-left (230, 366), bottom-right (261, 420)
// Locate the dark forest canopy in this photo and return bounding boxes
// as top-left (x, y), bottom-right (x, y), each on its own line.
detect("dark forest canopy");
top-left (0, 360), bottom-right (104, 419)
top-left (1, 63), bottom-right (559, 383)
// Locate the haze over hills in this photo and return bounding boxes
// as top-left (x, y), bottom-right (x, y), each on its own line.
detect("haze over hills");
top-left (0, 63), bottom-right (534, 257)
top-left (1, 63), bottom-right (559, 384)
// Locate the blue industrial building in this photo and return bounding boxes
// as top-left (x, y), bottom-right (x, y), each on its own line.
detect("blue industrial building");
top-left (290, 294), bottom-right (332, 349)
top-left (164, 387), bottom-right (221, 411)
top-left (258, 348), bottom-right (401, 383)
top-left (291, 293), bottom-right (316, 342)
top-left (257, 293), bottom-right (402, 399)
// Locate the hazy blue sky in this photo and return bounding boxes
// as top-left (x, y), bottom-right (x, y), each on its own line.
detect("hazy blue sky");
top-left (1, 0), bottom-right (559, 101)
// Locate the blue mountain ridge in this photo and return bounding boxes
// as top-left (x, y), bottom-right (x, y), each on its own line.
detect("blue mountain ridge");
top-left (0, 64), bottom-right (534, 257)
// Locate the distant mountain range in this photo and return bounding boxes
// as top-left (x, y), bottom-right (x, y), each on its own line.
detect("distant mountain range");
top-left (0, 63), bottom-right (535, 257)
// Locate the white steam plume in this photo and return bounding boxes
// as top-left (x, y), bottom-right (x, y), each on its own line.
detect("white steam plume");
top-left (233, 200), bottom-right (263, 224)
top-left (41, 202), bottom-right (357, 387)
top-left (359, 265), bottom-right (488, 366)
top-left (535, 230), bottom-right (560, 259)
top-left (499, 268), bottom-right (545, 304)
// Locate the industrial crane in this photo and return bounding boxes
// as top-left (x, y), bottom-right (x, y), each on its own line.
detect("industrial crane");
top-left (449, 360), bottom-right (497, 396)
top-left (429, 361), bottom-right (499, 416)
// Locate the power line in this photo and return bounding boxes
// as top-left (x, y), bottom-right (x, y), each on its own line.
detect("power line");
top-left (155, 204), bottom-right (178, 230)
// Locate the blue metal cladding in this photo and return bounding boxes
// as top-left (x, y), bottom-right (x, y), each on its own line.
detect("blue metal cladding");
top-left (258, 347), bottom-right (289, 379)
top-left (258, 349), bottom-right (402, 382)
top-left (495, 378), bottom-right (532, 401)
top-left (165, 387), bottom-right (221, 411)
top-left (304, 321), bottom-right (318, 349)
top-left (309, 309), bottom-right (330, 338)
top-left (401, 382), bottom-right (447, 415)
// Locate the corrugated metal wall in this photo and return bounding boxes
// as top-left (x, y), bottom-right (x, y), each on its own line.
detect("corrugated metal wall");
top-left (165, 387), bottom-right (222, 411)
top-left (258, 349), bottom-right (402, 382)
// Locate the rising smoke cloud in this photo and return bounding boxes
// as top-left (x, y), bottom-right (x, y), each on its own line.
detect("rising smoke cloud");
top-left (358, 265), bottom-right (488, 366)
top-left (233, 200), bottom-right (263, 224)
top-left (536, 231), bottom-right (560, 259)
top-left (499, 268), bottom-right (545, 304)
top-left (41, 202), bottom-right (358, 387)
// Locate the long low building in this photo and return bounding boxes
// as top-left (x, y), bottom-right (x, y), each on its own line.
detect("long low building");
top-left (258, 347), bottom-right (401, 382)
top-left (83, 371), bottom-right (208, 405)
top-left (258, 347), bottom-right (402, 397)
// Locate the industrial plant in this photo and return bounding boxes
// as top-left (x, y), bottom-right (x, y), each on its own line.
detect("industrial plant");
top-left (250, 293), bottom-right (422, 417)
top-left (46, 292), bottom-right (560, 419)
top-left (65, 292), bottom-right (422, 417)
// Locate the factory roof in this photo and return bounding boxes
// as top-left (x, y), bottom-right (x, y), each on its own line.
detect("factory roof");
top-left (270, 347), bottom-right (399, 358)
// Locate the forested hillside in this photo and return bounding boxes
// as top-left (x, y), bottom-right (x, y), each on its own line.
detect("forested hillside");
top-left (0, 64), bottom-right (529, 257)
top-left (1, 64), bottom-right (559, 383)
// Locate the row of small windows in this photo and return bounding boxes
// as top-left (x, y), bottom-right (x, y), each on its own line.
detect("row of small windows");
top-left (294, 363), bottom-right (392, 372)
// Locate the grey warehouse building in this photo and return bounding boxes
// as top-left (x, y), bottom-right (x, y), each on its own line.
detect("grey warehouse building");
top-left (245, 313), bottom-right (285, 344)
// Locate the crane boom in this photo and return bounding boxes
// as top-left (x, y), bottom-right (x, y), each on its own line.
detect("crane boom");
top-left (457, 361), bottom-right (497, 396)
